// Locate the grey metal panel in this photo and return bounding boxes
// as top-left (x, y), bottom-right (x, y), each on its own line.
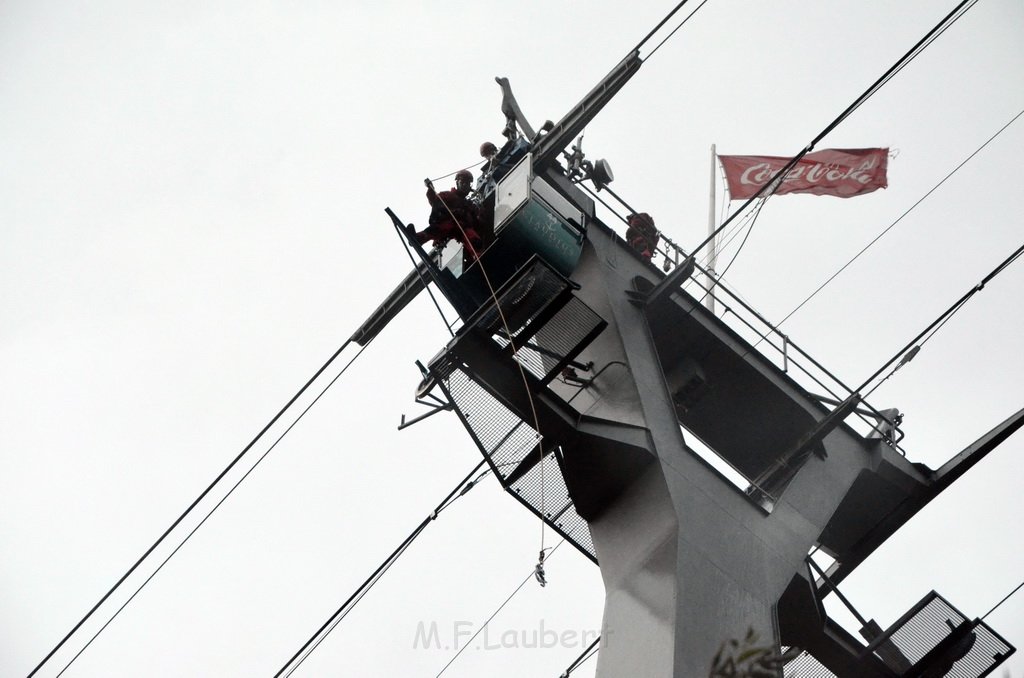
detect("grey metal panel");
top-left (493, 155), bottom-right (531, 233)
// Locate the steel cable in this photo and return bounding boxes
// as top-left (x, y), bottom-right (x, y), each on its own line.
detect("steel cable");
top-left (688, 0), bottom-right (978, 265)
top-left (276, 461), bottom-right (490, 677)
top-left (54, 340), bottom-right (373, 677)
top-left (30, 335), bottom-right (365, 676)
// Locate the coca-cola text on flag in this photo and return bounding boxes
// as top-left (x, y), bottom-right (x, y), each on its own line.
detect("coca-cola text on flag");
top-left (718, 148), bottom-right (888, 199)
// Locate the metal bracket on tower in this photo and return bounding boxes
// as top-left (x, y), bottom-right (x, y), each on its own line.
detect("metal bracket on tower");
top-left (398, 398), bottom-right (453, 431)
top-left (625, 256), bottom-right (697, 307)
top-left (398, 362), bottom-right (454, 430)
top-left (792, 392), bottom-right (863, 460)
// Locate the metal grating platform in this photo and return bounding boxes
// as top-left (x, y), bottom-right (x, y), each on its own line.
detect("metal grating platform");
top-left (507, 295), bottom-right (605, 384)
top-left (478, 257), bottom-right (605, 386)
top-left (427, 256), bottom-right (606, 563)
top-left (783, 649), bottom-right (839, 678)
top-left (851, 590), bottom-right (1017, 678)
top-left (782, 590), bottom-right (1015, 678)
top-left (433, 361), bottom-right (596, 562)
top-left (873, 591), bottom-right (1014, 677)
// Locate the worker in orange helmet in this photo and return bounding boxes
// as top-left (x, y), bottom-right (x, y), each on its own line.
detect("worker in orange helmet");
top-left (407, 170), bottom-right (484, 260)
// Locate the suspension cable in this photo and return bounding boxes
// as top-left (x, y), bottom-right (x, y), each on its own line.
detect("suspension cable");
top-left (858, 240), bottom-right (1024, 398)
top-left (630, 0), bottom-right (693, 57)
top-left (643, 0), bottom-right (710, 61)
top-left (589, 0), bottom-right (986, 403)
top-left (687, 0), bottom-right (978, 266)
top-left (775, 107), bottom-right (1024, 330)
top-left (435, 540), bottom-right (567, 677)
top-left (29, 334), bottom-right (370, 677)
top-left (54, 339), bottom-right (374, 677)
top-left (276, 460), bottom-right (490, 677)
top-left (982, 579), bottom-right (1024, 621)
top-left (559, 635), bottom-right (601, 677)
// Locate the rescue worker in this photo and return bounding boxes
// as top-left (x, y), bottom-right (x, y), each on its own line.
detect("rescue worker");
top-left (407, 169), bottom-right (483, 260)
top-left (625, 212), bottom-right (660, 261)
top-left (479, 141), bottom-right (499, 173)
top-left (475, 141), bottom-right (501, 246)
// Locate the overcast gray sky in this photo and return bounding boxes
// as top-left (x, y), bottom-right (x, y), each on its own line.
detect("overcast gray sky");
top-left (2, 1), bottom-right (1022, 676)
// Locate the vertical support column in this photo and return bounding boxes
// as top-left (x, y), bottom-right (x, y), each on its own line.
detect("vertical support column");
top-left (590, 464), bottom-right (679, 677)
top-left (584, 238), bottom-right (779, 677)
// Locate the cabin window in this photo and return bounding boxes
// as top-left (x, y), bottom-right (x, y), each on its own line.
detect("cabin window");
top-left (493, 155), bottom-right (532, 233)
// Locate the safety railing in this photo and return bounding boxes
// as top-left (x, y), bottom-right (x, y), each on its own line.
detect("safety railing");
top-left (655, 236), bottom-right (906, 453)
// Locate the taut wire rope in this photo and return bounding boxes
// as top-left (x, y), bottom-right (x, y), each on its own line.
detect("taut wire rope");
top-left (55, 340), bottom-right (374, 677)
top-left (31, 331), bottom-right (372, 676)
top-left (435, 539), bottom-right (567, 677)
top-left (982, 580), bottom-right (1024, 622)
top-left (685, 0), bottom-right (978, 267)
top-left (857, 239), bottom-right (1024, 398)
top-left (430, 160), bottom-right (486, 184)
top-left (771, 106), bottom-right (1024, 332)
top-left (276, 461), bottom-right (490, 677)
top-left (559, 635), bottom-right (601, 676)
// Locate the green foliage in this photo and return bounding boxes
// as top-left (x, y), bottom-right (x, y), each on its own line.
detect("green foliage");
top-left (709, 628), bottom-right (788, 678)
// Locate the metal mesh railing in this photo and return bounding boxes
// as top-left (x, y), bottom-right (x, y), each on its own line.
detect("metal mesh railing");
top-left (432, 358), bottom-right (596, 562)
top-left (886, 593), bottom-right (968, 667)
top-left (682, 264), bottom-right (907, 453)
top-left (782, 590), bottom-right (1015, 678)
top-left (948, 623), bottom-right (1017, 678)
top-left (477, 258), bottom-right (604, 385)
top-left (505, 296), bottom-right (605, 383)
top-left (510, 445), bottom-right (594, 558)
top-left (865, 591), bottom-right (1015, 678)
top-left (428, 256), bottom-right (608, 563)
top-left (782, 649), bottom-right (839, 678)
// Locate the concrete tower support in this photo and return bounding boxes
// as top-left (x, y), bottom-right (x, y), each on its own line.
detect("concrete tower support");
top-left (419, 171), bottom-right (1021, 677)
top-left (551, 217), bottom-right (1019, 676)
top-left (561, 226), bottom-right (884, 676)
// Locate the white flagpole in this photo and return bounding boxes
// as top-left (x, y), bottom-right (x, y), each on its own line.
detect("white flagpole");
top-left (706, 144), bottom-right (718, 315)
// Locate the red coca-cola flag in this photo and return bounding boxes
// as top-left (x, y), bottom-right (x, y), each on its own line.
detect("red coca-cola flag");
top-left (718, 148), bottom-right (888, 199)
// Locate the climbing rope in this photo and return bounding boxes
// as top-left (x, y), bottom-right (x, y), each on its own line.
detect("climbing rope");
top-left (430, 159), bottom-right (486, 185)
top-left (428, 175), bottom-right (552, 560)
